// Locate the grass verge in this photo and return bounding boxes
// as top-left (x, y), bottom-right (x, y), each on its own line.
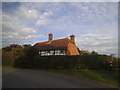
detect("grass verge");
top-left (39, 69), bottom-right (118, 87)
top-left (2, 66), bottom-right (13, 68)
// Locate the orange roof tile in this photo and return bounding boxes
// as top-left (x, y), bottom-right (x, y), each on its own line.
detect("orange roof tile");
top-left (34, 38), bottom-right (74, 51)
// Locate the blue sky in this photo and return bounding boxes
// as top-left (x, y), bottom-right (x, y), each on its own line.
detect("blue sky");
top-left (2, 2), bottom-right (118, 56)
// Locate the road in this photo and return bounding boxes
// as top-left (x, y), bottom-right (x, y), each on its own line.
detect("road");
top-left (2, 68), bottom-right (115, 88)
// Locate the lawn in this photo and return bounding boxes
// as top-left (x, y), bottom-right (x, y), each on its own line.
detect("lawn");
top-left (39, 69), bottom-right (118, 87)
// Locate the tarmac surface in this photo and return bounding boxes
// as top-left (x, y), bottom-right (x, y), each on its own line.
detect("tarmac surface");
top-left (2, 68), bottom-right (116, 88)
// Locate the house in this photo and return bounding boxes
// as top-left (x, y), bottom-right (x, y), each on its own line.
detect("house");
top-left (34, 33), bottom-right (80, 56)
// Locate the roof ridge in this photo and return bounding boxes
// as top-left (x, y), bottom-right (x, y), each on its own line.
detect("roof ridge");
top-left (37, 38), bottom-right (69, 43)
top-left (52, 37), bottom-right (69, 41)
top-left (36, 37), bottom-right (74, 45)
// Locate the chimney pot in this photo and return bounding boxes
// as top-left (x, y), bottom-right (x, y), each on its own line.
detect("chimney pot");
top-left (48, 33), bottom-right (53, 41)
top-left (70, 34), bottom-right (75, 43)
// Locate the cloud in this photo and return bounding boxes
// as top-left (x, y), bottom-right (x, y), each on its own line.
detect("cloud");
top-left (2, 6), bottom-right (45, 47)
top-left (2, 14), bottom-right (36, 36)
top-left (76, 33), bottom-right (118, 56)
top-left (69, 2), bottom-right (117, 25)
top-left (20, 28), bottom-right (36, 36)
top-left (15, 5), bottom-right (38, 22)
top-left (24, 34), bottom-right (45, 39)
top-left (36, 11), bottom-right (53, 26)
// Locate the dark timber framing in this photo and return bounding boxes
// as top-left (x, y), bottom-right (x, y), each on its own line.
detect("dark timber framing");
top-left (39, 50), bottom-right (66, 56)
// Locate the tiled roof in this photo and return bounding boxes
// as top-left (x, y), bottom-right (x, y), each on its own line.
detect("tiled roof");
top-left (34, 38), bottom-right (73, 51)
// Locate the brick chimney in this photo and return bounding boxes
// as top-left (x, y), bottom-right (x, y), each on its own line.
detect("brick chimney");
top-left (70, 34), bottom-right (75, 43)
top-left (48, 33), bottom-right (53, 41)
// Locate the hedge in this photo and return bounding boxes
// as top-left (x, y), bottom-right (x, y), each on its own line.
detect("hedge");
top-left (3, 54), bottom-right (118, 70)
top-left (30, 55), bottom-right (117, 69)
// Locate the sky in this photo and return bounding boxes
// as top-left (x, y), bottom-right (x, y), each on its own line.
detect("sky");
top-left (2, 2), bottom-right (118, 56)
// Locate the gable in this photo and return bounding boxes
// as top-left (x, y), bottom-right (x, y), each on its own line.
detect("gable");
top-left (67, 42), bottom-right (79, 55)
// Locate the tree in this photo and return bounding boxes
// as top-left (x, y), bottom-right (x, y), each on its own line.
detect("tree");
top-left (91, 51), bottom-right (98, 55)
top-left (79, 49), bottom-right (90, 55)
top-left (10, 44), bottom-right (33, 68)
top-left (9, 46), bottom-right (24, 67)
top-left (2, 44), bottom-right (21, 51)
top-left (22, 44), bottom-right (31, 48)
